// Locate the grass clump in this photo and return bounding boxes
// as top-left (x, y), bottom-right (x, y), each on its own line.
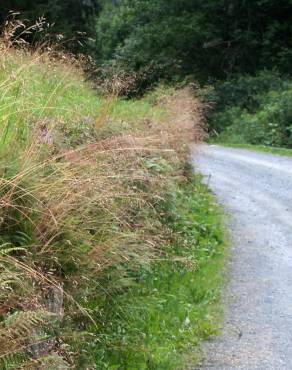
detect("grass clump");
top-left (0, 22), bottom-right (226, 369)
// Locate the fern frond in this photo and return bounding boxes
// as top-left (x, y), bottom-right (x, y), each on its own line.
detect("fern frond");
top-left (0, 309), bottom-right (58, 368)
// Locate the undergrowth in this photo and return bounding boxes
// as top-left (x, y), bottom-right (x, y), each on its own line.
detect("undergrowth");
top-left (204, 71), bottom-right (292, 148)
top-left (0, 20), bottom-right (226, 369)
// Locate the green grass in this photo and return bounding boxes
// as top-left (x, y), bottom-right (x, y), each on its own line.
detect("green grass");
top-left (89, 174), bottom-right (228, 369)
top-left (211, 141), bottom-right (292, 157)
top-left (0, 50), bottom-right (167, 151)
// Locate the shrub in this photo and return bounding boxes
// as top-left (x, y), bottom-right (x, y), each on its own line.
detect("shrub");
top-left (205, 71), bottom-right (292, 147)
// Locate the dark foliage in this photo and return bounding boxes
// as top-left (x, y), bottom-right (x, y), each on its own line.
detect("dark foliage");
top-left (1, 0), bottom-right (292, 84)
top-left (0, 0), bottom-right (100, 51)
top-left (205, 72), bottom-right (292, 147)
top-left (95, 0), bottom-right (292, 87)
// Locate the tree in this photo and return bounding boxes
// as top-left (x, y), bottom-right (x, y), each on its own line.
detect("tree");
top-left (95, 0), bottom-right (292, 86)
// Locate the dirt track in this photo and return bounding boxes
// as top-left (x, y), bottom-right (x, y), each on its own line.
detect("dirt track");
top-left (193, 145), bottom-right (292, 369)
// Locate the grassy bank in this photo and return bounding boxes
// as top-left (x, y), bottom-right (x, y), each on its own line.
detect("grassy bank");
top-left (0, 36), bottom-right (227, 369)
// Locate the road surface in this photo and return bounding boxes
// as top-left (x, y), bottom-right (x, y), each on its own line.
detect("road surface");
top-left (193, 145), bottom-right (292, 369)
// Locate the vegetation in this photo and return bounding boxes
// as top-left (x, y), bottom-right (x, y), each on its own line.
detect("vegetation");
top-left (94, 0), bottom-right (292, 89)
top-left (91, 176), bottom-right (227, 369)
top-left (1, 1), bottom-right (292, 143)
top-left (0, 23), bottom-right (227, 368)
top-left (0, 0), bottom-right (100, 51)
top-left (11, 0), bottom-right (286, 149)
top-left (214, 143), bottom-right (292, 157)
top-left (93, 0), bottom-right (292, 144)
top-left (1, 1), bottom-right (291, 86)
top-left (205, 72), bottom-right (292, 148)
top-left (1, 0), bottom-right (291, 367)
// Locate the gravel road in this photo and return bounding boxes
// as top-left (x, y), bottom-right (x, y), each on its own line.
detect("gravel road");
top-left (192, 145), bottom-right (292, 370)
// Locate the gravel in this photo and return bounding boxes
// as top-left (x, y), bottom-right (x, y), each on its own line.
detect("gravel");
top-left (192, 145), bottom-right (292, 370)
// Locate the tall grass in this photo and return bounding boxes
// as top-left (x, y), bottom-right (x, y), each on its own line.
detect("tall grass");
top-left (0, 19), bottom-right (212, 368)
